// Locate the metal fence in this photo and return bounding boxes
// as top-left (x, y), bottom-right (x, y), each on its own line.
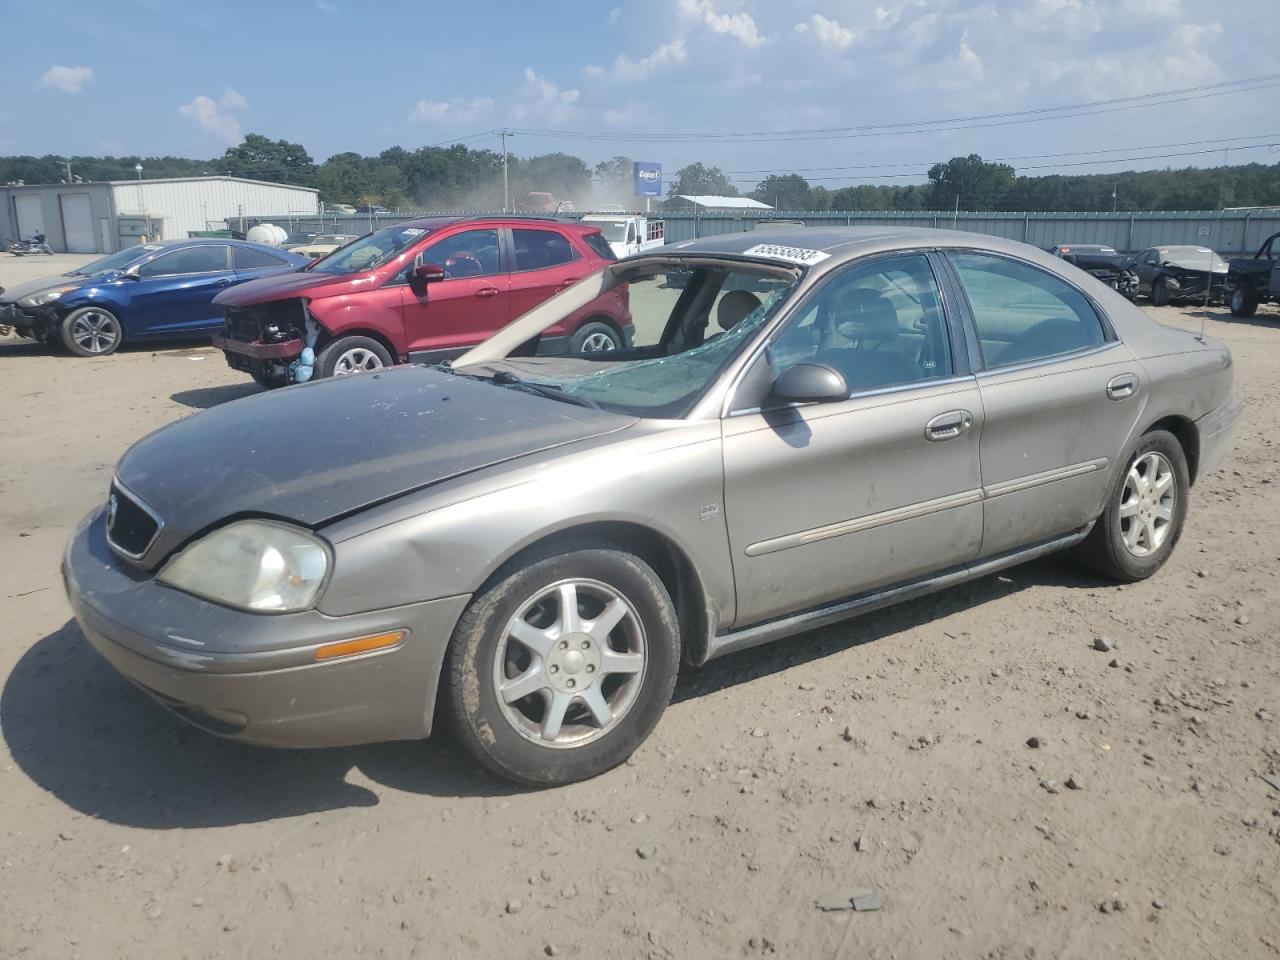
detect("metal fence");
top-left (233, 207), bottom-right (1280, 256)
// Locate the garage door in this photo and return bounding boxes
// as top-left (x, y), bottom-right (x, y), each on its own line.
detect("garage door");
top-left (14, 194), bottom-right (45, 240)
top-left (61, 194), bottom-right (95, 253)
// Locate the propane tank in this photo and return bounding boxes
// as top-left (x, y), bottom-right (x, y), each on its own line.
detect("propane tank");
top-left (245, 223), bottom-right (288, 246)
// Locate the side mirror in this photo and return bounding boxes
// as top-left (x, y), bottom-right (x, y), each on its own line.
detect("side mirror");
top-left (121, 266), bottom-right (141, 280)
top-left (772, 362), bottom-right (848, 404)
top-left (410, 262), bottom-right (446, 284)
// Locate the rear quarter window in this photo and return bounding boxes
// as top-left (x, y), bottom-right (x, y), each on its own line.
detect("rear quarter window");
top-left (581, 232), bottom-right (617, 261)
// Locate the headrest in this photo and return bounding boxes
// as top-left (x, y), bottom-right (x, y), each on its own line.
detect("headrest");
top-left (833, 288), bottom-right (899, 342)
top-left (717, 290), bottom-right (762, 331)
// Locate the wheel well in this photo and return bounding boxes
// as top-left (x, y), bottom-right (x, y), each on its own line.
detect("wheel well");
top-left (315, 327), bottom-right (400, 361)
top-left (1145, 415), bottom-right (1200, 484)
top-left (487, 522), bottom-right (712, 667)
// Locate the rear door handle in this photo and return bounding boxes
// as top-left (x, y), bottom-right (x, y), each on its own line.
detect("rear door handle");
top-left (1106, 373), bottom-right (1138, 400)
top-left (924, 410), bottom-right (974, 442)
top-left (216, 277), bottom-right (234, 286)
top-left (476, 287), bottom-right (499, 298)
top-left (558, 277), bottom-right (581, 289)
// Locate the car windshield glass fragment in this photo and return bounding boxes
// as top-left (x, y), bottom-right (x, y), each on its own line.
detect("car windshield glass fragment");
top-left (307, 225), bottom-right (428, 274)
top-left (499, 266), bottom-right (795, 417)
top-left (73, 245), bottom-right (163, 276)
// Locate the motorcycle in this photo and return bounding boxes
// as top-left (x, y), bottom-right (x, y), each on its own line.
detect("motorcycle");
top-left (5, 234), bottom-right (54, 256)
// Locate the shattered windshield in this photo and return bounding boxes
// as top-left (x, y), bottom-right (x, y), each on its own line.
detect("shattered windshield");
top-left (506, 267), bottom-right (795, 417)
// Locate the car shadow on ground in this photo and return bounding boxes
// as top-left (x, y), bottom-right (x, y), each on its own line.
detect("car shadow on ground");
top-left (170, 382), bottom-right (262, 409)
top-left (2, 555), bottom-right (1104, 828)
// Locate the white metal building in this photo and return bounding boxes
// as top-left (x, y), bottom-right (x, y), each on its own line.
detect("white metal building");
top-left (0, 176), bottom-right (319, 254)
top-left (669, 195), bottom-right (774, 211)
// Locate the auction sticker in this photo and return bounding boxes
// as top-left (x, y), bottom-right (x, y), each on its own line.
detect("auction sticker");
top-left (742, 243), bottom-right (831, 265)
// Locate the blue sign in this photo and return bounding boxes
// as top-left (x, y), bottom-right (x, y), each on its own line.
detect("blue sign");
top-left (633, 162), bottom-right (662, 198)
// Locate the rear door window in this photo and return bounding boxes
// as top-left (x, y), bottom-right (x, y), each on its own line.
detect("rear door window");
top-left (234, 247), bottom-right (289, 270)
top-left (949, 252), bottom-right (1106, 368)
top-left (512, 228), bottom-right (578, 271)
top-left (138, 245), bottom-right (230, 276)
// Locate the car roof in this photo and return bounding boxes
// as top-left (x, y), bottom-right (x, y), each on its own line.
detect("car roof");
top-left (389, 215), bottom-right (600, 233)
top-left (660, 225), bottom-right (1057, 261)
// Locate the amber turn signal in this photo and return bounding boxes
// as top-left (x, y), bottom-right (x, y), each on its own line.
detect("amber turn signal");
top-left (314, 630), bottom-right (406, 661)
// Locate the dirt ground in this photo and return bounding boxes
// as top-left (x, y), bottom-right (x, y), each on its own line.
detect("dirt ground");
top-left (1, 254), bottom-right (1278, 960)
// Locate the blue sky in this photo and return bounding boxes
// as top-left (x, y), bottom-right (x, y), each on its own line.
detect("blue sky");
top-left (2, 0), bottom-right (1276, 189)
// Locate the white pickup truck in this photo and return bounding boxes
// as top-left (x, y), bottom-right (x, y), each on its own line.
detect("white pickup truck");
top-left (581, 214), bottom-right (665, 259)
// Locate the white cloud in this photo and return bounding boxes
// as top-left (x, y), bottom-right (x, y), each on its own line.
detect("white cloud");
top-left (796, 13), bottom-right (857, 51)
top-left (407, 96), bottom-right (494, 124)
top-left (678, 0), bottom-right (767, 47)
top-left (178, 89), bottom-right (246, 145)
top-left (509, 67), bottom-right (580, 124)
top-left (585, 38), bottom-right (688, 82)
top-left (39, 64), bottom-right (93, 94)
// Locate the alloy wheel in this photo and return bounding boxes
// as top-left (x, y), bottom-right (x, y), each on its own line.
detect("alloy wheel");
top-left (580, 331), bottom-right (617, 353)
top-left (332, 347), bottom-right (385, 376)
top-left (493, 578), bottom-right (647, 748)
top-left (1118, 451), bottom-right (1176, 557)
top-left (70, 311), bottom-right (120, 354)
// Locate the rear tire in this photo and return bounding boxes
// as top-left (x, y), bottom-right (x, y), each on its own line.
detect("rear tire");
top-left (444, 545), bottom-right (680, 786)
top-left (1230, 286), bottom-right (1259, 318)
top-left (1151, 281), bottom-right (1170, 307)
top-left (315, 335), bottom-right (393, 379)
top-left (1076, 430), bottom-right (1189, 582)
top-left (569, 321), bottom-right (621, 354)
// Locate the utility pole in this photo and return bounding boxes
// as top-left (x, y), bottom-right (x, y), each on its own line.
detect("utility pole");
top-left (1112, 184), bottom-right (1117, 214)
top-left (500, 129), bottom-right (513, 213)
top-left (64, 159), bottom-right (72, 184)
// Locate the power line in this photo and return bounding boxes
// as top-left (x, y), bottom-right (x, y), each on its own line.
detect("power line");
top-left (725, 133), bottom-right (1280, 175)
top-left (509, 74), bottom-right (1280, 144)
top-left (728, 142), bottom-right (1280, 184)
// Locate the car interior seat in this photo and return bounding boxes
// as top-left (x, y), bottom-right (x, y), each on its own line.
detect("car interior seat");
top-left (818, 288), bottom-right (920, 391)
top-left (996, 316), bottom-right (1100, 366)
top-left (717, 290), bottom-right (763, 332)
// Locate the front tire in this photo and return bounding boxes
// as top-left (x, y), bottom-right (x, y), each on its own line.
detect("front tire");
top-left (1230, 286), bottom-right (1259, 318)
top-left (1076, 430), bottom-right (1189, 582)
top-left (60, 307), bottom-right (122, 357)
top-left (314, 335), bottom-right (392, 379)
top-left (444, 546), bottom-right (680, 786)
top-left (1150, 281), bottom-right (1170, 307)
top-left (569, 320), bottom-right (621, 354)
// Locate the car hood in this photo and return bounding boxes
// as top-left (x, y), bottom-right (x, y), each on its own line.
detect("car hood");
top-left (1161, 255), bottom-right (1229, 274)
top-left (115, 365), bottom-right (636, 569)
top-left (0, 272), bottom-right (89, 304)
top-left (212, 268), bottom-right (368, 306)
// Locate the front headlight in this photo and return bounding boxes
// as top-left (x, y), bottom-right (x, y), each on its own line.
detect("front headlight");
top-left (157, 520), bottom-right (330, 613)
top-left (18, 285), bottom-right (79, 308)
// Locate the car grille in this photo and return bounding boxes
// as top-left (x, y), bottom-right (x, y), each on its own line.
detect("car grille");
top-left (106, 482), bottom-right (162, 560)
top-left (224, 306), bottom-right (264, 342)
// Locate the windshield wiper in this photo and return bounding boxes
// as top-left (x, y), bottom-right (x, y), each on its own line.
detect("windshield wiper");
top-left (490, 370), bottom-right (599, 409)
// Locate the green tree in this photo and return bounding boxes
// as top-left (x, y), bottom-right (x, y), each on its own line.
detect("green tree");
top-left (751, 173), bottom-right (813, 210)
top-left (217, 133), bottom-right (315, 185)
top-left (927, 154), bottom-right (1015, 210)
top-left (667, 162), bottom-right (737, 198)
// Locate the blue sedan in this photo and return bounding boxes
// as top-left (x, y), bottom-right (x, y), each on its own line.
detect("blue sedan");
top-left (0, 239), bottom-right (311, 356)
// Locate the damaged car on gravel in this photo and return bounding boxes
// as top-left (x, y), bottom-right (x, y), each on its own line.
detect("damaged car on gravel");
top-left (65, 228), bottom-right (1240, 786)
top-left (1131, 245), bottom-right (1228, 305)
top-left (211, 216), bottom-right (629, 386)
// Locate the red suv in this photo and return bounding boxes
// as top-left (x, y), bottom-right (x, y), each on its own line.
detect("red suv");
top-left (212, 216), bottom-right (630, 386)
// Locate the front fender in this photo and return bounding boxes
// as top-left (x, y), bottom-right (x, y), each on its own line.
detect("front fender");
top-left (308, 298), bottom-right (407, 358)
top-left (315, 421), bottom-right (735, 627)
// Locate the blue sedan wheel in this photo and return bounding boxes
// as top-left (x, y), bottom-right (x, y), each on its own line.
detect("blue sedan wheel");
top-left (61, 307), bottom-right (122, 357)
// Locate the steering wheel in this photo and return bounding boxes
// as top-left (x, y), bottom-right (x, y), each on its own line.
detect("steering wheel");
top-left (444, 253), bottom-right (483, 278)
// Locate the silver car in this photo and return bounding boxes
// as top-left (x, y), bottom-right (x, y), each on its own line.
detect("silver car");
top-left (63, 228), bottom-right (1240, 785)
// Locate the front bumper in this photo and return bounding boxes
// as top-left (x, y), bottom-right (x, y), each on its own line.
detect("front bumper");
top-left (0, 301), bottom-right (53, 337)
top-left (63, 509), bottom-right (471, 748)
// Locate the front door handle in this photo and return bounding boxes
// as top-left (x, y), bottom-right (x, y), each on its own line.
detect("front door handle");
top-left (924, 409), bottom-right (974, 442)
top-left (558, 277), bottom-right (580, 289)
top-left (475, 287), bottom-right (499, 298)
top-left (216, 277), bottom-right (234, 286)
top-left (1106, 373), bottom-right (1138, 400)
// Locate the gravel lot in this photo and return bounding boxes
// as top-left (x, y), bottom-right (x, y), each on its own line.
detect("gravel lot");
top-left (1, 253), bottom-right (1278, 960)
